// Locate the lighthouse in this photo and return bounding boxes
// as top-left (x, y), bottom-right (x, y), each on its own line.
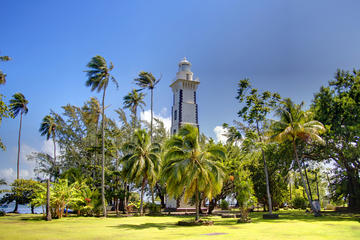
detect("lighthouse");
top-left (166, 57), bottom-right (200, 211)
top-left (170, 57), bottom-right (200, 135)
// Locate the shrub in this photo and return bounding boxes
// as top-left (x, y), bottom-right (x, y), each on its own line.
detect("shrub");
top-left (220, 200), bottom-right (229, 210)
top-left (325, 204), bottom-right (335, 210)
top-left (0, 210), bottom-right (5, 216)
top-left (292, 196), bottom-right (307, 209)
top-left (145, 203), bottom-right (161, 214)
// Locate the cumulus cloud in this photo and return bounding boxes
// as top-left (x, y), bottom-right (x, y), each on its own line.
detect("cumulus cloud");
top-left (213, 125), bottom-right (228, 144)
top-left (140, 108), bottom-right (171, 132)
top-left (41, 140), bottom-right (60, 157)
top-left (0, 168), bottom-right (35, 183)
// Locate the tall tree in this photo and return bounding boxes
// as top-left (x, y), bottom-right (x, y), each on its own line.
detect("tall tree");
top-left (0, 54), bottom-right (11, 85)
top-left (123, 89), bottom-right (146, 128)
top-left (85, 55), bottom-right (118, 217)
top-left (39, 115), bottom-right (57, 179)
top-left (122, 129), bottom-right (161, 215)
top-left (10, 92), bottom-right (29, 180)
top-left (162, 124), bottom-right (225, 221)
top-left (312, 69), bottom-right (360, 210)
top-left (271, 98), bottom-right (325, 215)
top-left (236, 78), bottom-right (280, 215)
top-left (134, 72), bottom-right (160, 141)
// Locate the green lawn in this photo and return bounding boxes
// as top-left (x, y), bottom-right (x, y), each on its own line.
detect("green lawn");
top-left (0, 210), bottom-right (359, 240)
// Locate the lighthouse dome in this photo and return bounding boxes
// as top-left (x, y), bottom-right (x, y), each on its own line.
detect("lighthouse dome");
top-left (178, 57), bottom-right (191, 72)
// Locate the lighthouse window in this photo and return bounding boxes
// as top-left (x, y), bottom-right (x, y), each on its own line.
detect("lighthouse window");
top-left (174, 110), bottom-right (177, 120)
top-left (186, 74), bottom-right (190, 80)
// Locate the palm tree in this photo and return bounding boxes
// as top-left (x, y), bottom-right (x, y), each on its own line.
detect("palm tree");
top-left (0, 55), bottom-right (11, 85)
top-left (85, 55), bottom-right (118, 217)
top-left (39, 115), bottom-right (57, 179)
top-left (270, 98), bottom-right (325, 215)
top-left (9, 93), bottom-right (29, 179)
top-left (122, 129), bottom-right (161, 215)
top-left (134, 72), bottom-right (160, 142)
top-left (162, 124), bottom-right (226, 221)
top-left (123, 89), bottom-right (146, 128)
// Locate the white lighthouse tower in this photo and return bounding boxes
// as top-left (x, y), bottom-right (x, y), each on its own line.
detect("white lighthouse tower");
top-left (170, 57), bottom-right (200, 135)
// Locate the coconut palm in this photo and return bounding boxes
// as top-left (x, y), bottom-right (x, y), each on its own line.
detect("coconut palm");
top-left (122, 129), bottom-right (161, 215)
top-left (0, 55), bottom-right (11, 85)
top-left (39, 115), bottom-right (57, 178)
top-left (85, 55), bottom-right (118, 217)
top-left (162, 124), bottom-right (226, 221)
top-left (134, 72), bottom-right (160, 141)
top-left (10, 92), bottom-right (29, 179)
top-left (270, 98), bottom-right (325, 215)
top-left (123, 89), bottom-right (146, 128)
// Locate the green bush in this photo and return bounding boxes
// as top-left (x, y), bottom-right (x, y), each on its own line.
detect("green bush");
top-left (145, 203), bottom-right (161, 213)
top-left (220, 200), bottom-right (229, 210)
top-left (292, 196), bottom-right (307, 209)
top-left (0, 210), bottom-right (5, 216)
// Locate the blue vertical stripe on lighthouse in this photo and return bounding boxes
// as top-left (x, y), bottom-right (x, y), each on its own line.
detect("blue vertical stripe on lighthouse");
top-left (179, 89), bottom-right (183, 129)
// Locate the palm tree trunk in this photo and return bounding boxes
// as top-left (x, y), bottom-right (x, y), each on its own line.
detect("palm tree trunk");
top-left (140, 177), bottom-right (146, 216)
top-left (150, 88), bottom-right (153, 142)
top-left (101, 88), bottom-right (107, 217)
top-left (303, 164), bottom-right (313, 202)
top-left (292, 141), bottom-right (319, 215)
top-left (315, 171), bottom-right (320, 201)
top-left (17, 112), bottom-right (23, 180)
top-left (256, 121), bottom-right (273, 214)
top-left (195, 184), bottom-right (200, 221)
top-left (52, 133), bottom-right (56, 181)
top-left (46, 178), bottom-right (52, 221)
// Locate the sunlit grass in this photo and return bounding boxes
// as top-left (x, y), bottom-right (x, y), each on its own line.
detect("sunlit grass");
top-left (0, 210), bottom-right (359, 240)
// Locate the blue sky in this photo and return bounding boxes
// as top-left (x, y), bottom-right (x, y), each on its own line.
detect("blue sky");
top-left (1, 0), bottom-right (360, 181)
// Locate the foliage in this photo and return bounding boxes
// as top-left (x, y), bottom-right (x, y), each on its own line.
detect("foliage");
top-left (312, 69), bottom-right (360, 210)
top-left (163, 124), bottom-right (225, 220)
top-left (0, 95), bottom-right (13, 150)
top-left (220, 200), bottom-right (229, 210)
top-left (122, 129), bottom-right (161, 215)
top-left (292, 196), bottom-right (307, 209)
top-left (0, 179), bottom-right (41, 207)
top-left (0, 54), bottom-right (11, 85)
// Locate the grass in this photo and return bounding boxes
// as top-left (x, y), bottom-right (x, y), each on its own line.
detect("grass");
top-left (0, 210), bottom-right (359, 240)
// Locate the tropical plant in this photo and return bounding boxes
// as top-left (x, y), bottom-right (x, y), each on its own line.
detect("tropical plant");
top-left (236, 79), bottom-right (280, 214)
top-left (39, 115), bottom-right (57, 178)
top-left (0, 54), bottom-right (11, 85)
top-left (270, 98), bottom-right (325, 215)
top-left (162, 124), bottom-right (226, 221)
top-left (122, 129), bottom-right (161, 215)
top-left (134, 71), bottom-right (160, 141)
top-left (9, 92), bottom-right (29, 179)
top-left (123, 89), bottom-right (146, 128)
top-left (85, 55), bottom-right (118, 217)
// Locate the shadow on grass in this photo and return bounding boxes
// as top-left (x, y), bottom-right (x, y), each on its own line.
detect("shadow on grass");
top-left (249, 211), bottom-right (360, 223)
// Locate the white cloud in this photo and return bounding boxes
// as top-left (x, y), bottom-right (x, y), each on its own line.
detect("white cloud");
top-left (213, 125), bottom-right (228, 144)
top-left (41, 140), bottom-right (60, 157)
top-left (140, 108), bottom-right (171, 132)
top-left (0, 167), bottom-right (35, 183)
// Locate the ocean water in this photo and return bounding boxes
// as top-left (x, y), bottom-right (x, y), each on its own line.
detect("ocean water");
top-left (0, 202), bottom-right (43, 214)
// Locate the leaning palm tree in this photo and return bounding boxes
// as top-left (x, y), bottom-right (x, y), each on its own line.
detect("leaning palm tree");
top-left (39, 115), bottom-right (57, 175)
top-left (85, 55), bottom-right (118, 217)
top-left (270, 98), bottom-right (325, 215)
top-left (0, 55), bottom-right (11, 85)
top-left (122, 129), bottom-right (161, 215)
top-left (162, 124), bottom-right (226, 221)
top-left (134, 72), bottom-right (160, 141)
top-left (10, 92), bottom-right (29, 179)
top-left (123, 89), bottom-right (146, 128)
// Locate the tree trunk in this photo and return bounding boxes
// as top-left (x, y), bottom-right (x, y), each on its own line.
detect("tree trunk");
top-left (151, 186), bottom-right (155, 204)
top-left (31, 205), bottom-right (34, 214)
top-left (208, 198), bottom-right (216, 214)
top-left (150, 88), bottom-right (153, 142)
top-left (46, 178), bottom-right (52, 221)
top-left (17, 113), bottom-right (23, 179)
top-left (101, 88), bottom-right (107, 217)
top-left (195, 187), bottom-right (200, 221)
top-left (255, 121), bottom-right (273, 214)
top-left (303, 162), bottom-right (313, 202)
top-left (315, 171), bottom-right (320, 201)
top-left (52, 132), bottom-right (56, 181)
top-left (123, 182), bottom-right (128, 214)
top-left (347, 168), bottom-right (360, 211)
top-left (293, 141), bottom-right (319, 215)
top-left (13, 202), bottom-right (18, 213)
top-left (140, 177), bottom-right (146, 216)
